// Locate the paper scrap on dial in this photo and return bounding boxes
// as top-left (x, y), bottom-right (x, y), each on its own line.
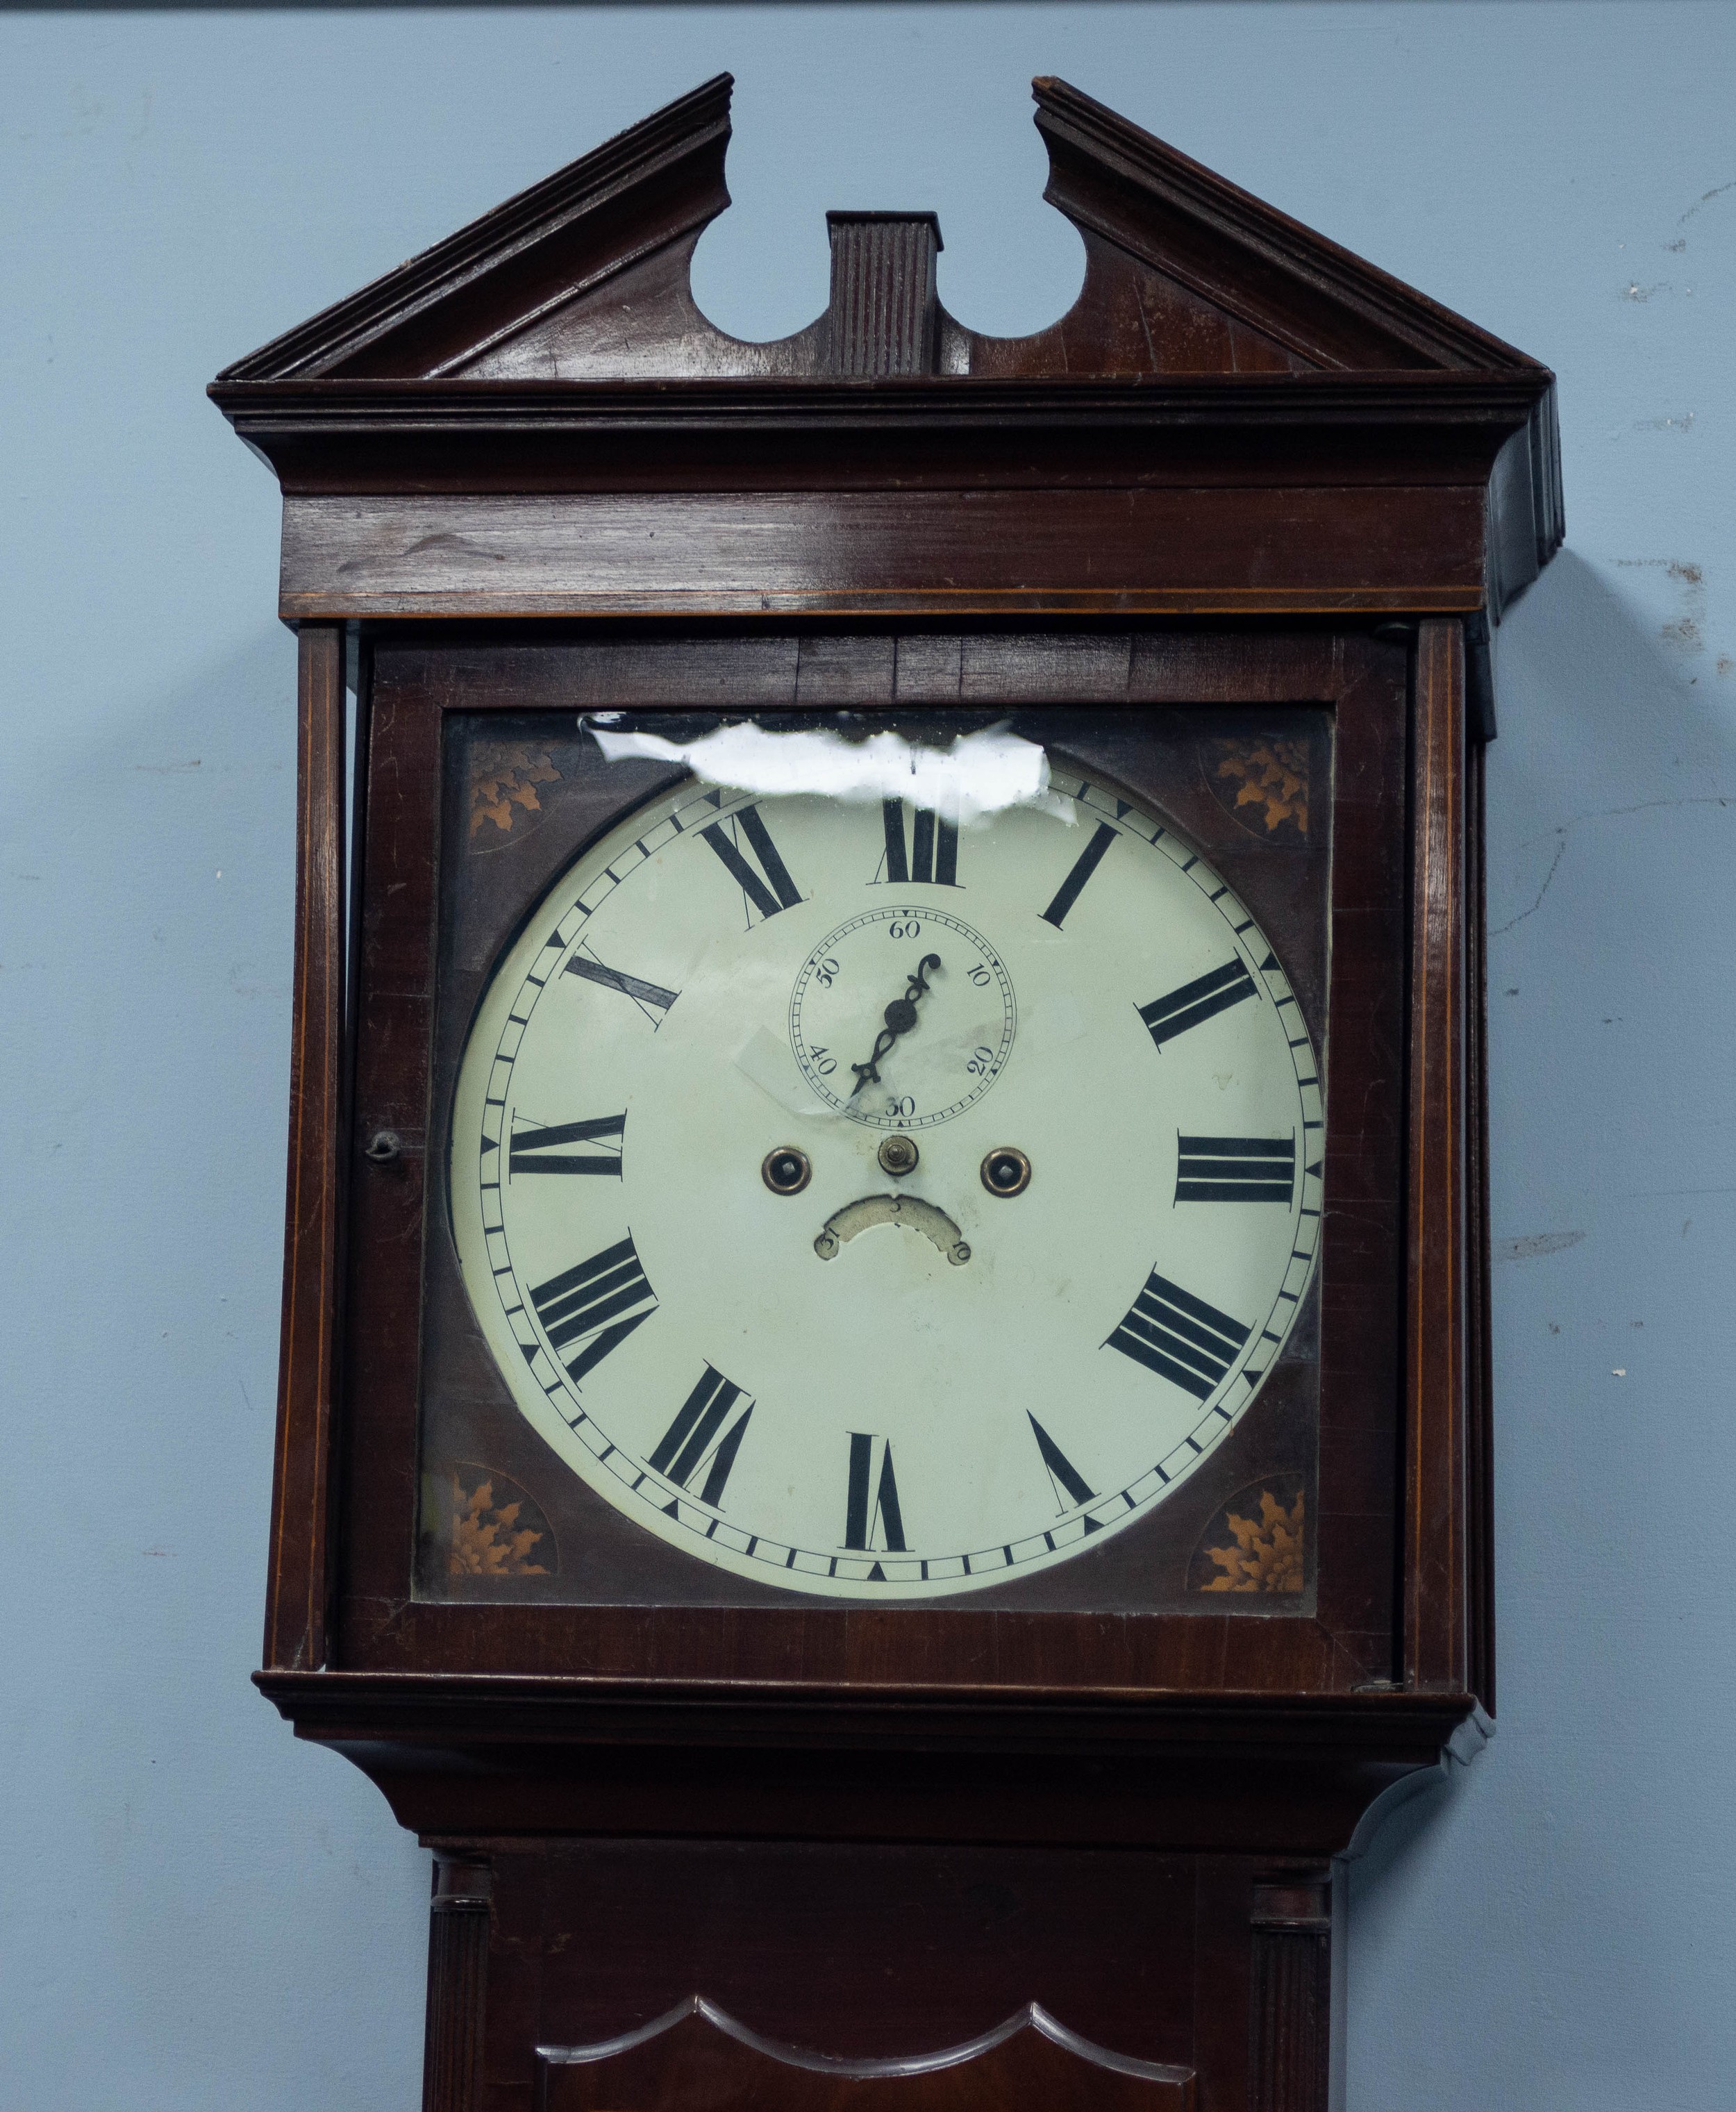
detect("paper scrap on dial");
top-left (734, 1025), bottom-right (835, 1118)
top-left (583, 720), bottom-right (1076, 826)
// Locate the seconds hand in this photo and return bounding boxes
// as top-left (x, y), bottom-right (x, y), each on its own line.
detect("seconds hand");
top-left (849, 954), bottom-right (942, 1098)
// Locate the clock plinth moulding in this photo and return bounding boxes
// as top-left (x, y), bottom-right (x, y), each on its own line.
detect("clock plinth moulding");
top-left (215, 76), bottom-right (1558, 2112)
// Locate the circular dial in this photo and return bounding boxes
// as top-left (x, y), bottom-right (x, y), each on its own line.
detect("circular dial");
top-left (448, 769), bottom-right (1323, 1600)
top-left (790, 907), bottom-right (1017, 1129)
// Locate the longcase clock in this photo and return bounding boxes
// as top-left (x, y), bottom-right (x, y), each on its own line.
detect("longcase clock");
top-left (212, 76), bottom-right (1561, 2112)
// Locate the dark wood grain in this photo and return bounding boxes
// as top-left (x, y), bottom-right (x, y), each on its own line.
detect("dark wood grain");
top-left (218, 372), bottom-right (1549, 494)
top-left (258, 1668), bottom-right (1476, 1854)
top-left (462, 1840), bottom-right (1223, 2110)
top-left (424, 1856), bottom-right (492, 2112)
top-left (825, 214), bottom-right (942, 376)
top-left (262, 623), bottom-right (346, 1671)
top-left (536, 1998), bottom-right (1194, 2111)
top-left (528, 1840), bottom-right (1201, 2063)
top-left (275, 484), bottom-right (1487, 623)
top-left (1248, 1876), bottom-right (1331, 2112)
top-left (1405, 621), bottom-right (1468, 1692)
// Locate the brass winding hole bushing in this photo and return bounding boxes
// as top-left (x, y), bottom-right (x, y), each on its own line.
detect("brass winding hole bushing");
top-left (980, 1147), bottom-right (1031, 1197)
top-left (762, 1147), bottom-right (812, 1196)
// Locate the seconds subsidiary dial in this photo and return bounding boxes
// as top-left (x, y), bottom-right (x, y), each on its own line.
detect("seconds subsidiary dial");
top-left (447, 769), bottom-right (1323, 1599)
top-left (790, 906), bottom-right (1017, 1129)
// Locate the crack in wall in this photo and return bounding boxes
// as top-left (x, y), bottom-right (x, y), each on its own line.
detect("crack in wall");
top-left (1492, 797), bottom-right (1732, 938)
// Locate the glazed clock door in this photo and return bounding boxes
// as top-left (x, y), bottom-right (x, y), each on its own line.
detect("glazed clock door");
top-left (409, 692), bottom-right (1339, 1621)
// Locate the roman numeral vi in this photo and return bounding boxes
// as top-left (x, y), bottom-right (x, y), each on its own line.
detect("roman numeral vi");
top-left (844, 1433), bottom-right (907, 1556)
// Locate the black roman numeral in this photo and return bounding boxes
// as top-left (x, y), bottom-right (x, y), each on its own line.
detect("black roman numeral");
top-left (844, 1433), bottom-right (907, 1555)
top-left (528, 1236), bottom-right (656, 1383)
top-left (1174, 1134), bottom-right (1295, 1205)
top-left (1138, 958), bottom-right (1257, 1049)
top-left (1028, 1413), bottom-right (1095, 1509)
top-left (878, 800), bottom-right (959, 886)
top-left (700, 804), bottom-right (803, 924)
top-left (508, 1113), bottom-right (625, 1178)
top-left (647, 1365), bottom-right (753, 1508)
top-left (563, 948), bottom-right (679, 1024)
top-left (1107, 1270), bottom-right (1251, 1399)
top-left (1040, 821), bottom-right (1117, 928)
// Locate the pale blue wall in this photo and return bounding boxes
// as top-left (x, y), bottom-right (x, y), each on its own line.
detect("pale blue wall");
top-left (3, 6), bottom-right (1731, 2106)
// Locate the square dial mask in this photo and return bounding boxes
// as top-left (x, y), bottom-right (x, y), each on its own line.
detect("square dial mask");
top-left (423, 711), bottom-right (1330, 1611)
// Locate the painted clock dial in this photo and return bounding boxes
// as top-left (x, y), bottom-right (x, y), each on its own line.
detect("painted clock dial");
top-left (447, 765), bottom-right (1324, 1600)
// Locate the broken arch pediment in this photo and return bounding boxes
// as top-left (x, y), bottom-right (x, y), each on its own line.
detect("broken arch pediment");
top-left (217, 72), bottom-right (1551, 385)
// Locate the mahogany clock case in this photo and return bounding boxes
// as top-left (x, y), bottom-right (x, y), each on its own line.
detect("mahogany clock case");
top-left (338, 624), bottom-right (1412, 1696)
top-left (225, 71), bottom-right (1532, 2110)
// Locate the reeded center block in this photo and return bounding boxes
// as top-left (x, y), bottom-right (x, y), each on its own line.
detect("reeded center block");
top-left (826, 211), bottom-right (942, 376)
